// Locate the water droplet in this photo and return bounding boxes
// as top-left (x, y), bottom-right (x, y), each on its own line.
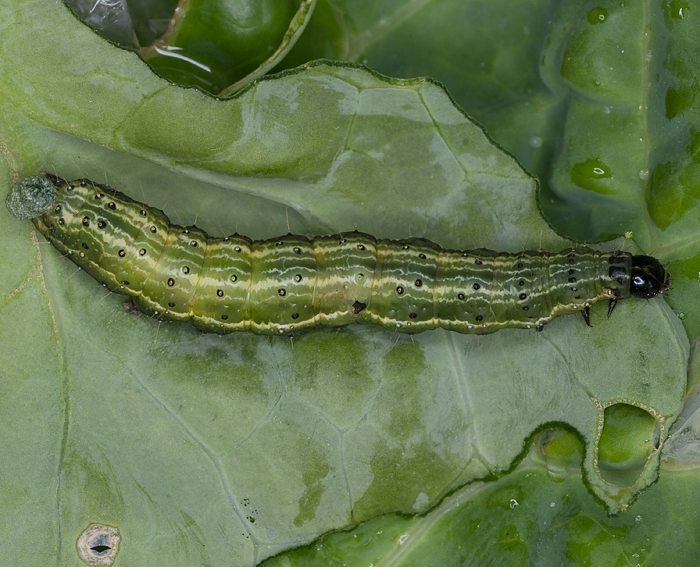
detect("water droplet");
top-left (575, 160), bottom-right (611, 178)
top-left (639, 168), bottom-right (649, 180)
top-left (667, 0), bottom-right (689, 19)
top-left (509, 498), bottom-right (519, 509)
top-left (635, 514), bottom-right (643, 523)
top-left (529, 135), bottom-right (542, 148)
top-left (587, 7), bottom-right (608, 24)
top-left (398, 534), bottom-right (409, 545)
top-left (571, 159), bottom-right (613, 193)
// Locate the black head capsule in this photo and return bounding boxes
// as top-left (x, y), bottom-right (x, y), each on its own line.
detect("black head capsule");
top-left (630, 256), bottom-right (669, 298)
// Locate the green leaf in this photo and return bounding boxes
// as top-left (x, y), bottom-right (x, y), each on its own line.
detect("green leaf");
top-left (0, 1), bottom-right (692, 566)
top-left (65, 0), bottom-right (317, 95)
top-left (263, 431), bottom-right (700, 566)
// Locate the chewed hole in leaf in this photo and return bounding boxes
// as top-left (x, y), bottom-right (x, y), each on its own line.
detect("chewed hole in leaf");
top-left (90, 545), bottom-right (111, 553)
top-left (597, 403), bottom-right (659, 487)
top-left (533, 427), bottom-right (584, 479)
top-left (76, 523), bottom-right (120, 565)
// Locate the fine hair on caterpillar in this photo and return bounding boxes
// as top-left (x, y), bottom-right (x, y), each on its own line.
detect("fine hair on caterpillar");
top-left (6, 174), bottom-right (670, 336)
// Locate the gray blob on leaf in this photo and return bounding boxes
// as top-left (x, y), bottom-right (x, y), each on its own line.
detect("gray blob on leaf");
top-left (6, 175), bottom-right (57, 220)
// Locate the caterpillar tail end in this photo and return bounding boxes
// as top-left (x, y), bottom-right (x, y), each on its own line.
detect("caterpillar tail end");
top-left (6, 174), bottom-right (59, 220)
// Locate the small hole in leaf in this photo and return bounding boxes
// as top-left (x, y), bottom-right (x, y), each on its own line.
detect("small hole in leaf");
top-left (90, 545), bottom-right (111, 553)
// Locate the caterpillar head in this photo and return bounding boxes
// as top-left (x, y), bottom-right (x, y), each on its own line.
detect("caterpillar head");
top-left (6, 174), bottom-right (59, 220)
top-left (630, 256), bottom-right (669, 298)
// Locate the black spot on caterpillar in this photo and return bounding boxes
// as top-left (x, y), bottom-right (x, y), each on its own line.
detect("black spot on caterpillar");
top-left (6, 174), bottom-right (669, 335)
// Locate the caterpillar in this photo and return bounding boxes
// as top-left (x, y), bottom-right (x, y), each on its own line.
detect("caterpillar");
top-left (6, 174), bottom-right (669, 335)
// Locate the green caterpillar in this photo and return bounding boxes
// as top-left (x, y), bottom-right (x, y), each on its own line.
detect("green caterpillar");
top-left (6, 174), bottom-right (669, 335)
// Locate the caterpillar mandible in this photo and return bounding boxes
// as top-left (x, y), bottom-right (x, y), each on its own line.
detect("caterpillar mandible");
top-left (6, 174), bottom-right (669, 335)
